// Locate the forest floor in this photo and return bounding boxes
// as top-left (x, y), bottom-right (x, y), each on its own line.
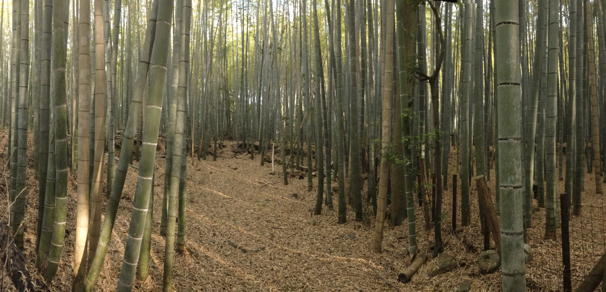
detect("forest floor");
top-left (0, 130), bottom-right (604, 291)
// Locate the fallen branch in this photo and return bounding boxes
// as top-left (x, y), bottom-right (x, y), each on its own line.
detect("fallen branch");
top-left (575, 253), bottom-right (606, 292)
top-left (397, 253), bottom-right (427, 283)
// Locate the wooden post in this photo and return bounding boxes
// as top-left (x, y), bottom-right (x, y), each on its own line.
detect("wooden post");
top-left (271, 142), bottom-right (275, 174)
top-left (452, 174), bottom-right (457, 233)
top-left (560, 193), bottom-right (571, 292)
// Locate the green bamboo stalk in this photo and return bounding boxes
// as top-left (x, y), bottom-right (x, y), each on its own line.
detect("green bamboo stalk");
top-left (89, 0), bottom-right (109, 257)
top-left (473, 0), bottom-right (486, 178)
top-left (33, 0), bottom-right (45, 251)
top-left (372, 0), bottom-right (394, 253)
top-left (396, 0), bottom-right (419, 256)
top-left (177, 149), bottom-right (187, 251)
top-left (347, 0), bottom-right (363, 222)
top-left (37, 128), bottom-right (55, 267)
top-left (163, 0), bottom-right (184, 289)
top-left (13, 0), bottom-right (30, 250)
top-left (8, 1), bottom-right (19, 240)
top-left (312, 0), bottom-right (326, 216)
top-left (36, 0), bottom-right (51, 187)
top-left (587, 1), bottom-right (603, 195)
top-left (566, 0), bottom-right (577, 213)
top-left (441, 4), bottom-right (453, 190)
top-left (84, 1), bottom-right (158, 289)
top-left (544, 0), bottom-right (560, 240)
top-left (44, 0), bottom-right (69, 280)
top-left (573, 0), bottom-right (584, 216)
top-left (460, 0), bottom-right (474, 226)
top-left (164, 0), bottom-right (184, 238)
top-left (116, 0), bottom-right (173, 289)
top-left (177, 0), bottom-right (193, 252)
top-left (333, 0), bottom-right (347, 224)
top-left (137, 175), bottom-right (153, 281)
top-left (495, 0), bottom-right (526, 289)
top-left (74, 0), bottom-right (92, 282)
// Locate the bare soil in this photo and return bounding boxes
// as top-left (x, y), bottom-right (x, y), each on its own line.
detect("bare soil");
top-left (0, 130), bottom-right (603, 291)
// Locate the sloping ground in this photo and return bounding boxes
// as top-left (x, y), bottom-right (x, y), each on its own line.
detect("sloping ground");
top-left (0, 130), bottom-right (603, 291)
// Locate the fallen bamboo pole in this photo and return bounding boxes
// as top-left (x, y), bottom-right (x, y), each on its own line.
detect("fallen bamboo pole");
top-left (575, 253), bottom-right (606, 292)
top-left (397, 253), bottom-right (428, 283)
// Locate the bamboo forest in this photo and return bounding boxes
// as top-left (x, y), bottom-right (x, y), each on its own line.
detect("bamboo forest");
top-left (1, 0), bottom-right (606, 290)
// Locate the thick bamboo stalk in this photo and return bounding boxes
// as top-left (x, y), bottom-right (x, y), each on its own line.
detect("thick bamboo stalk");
top-left (13, 0), bottom-right (30, 250)
top-left (163, 0), bottom-right (184, 289)
top-left (494, 0), bottom-right (526, 289)
top-left (45, 0), bottom-right (69, 280)
top-left (74, 0), bottom-right (92, 282)
top-left (116, 0), bottom-right (173, 290)
top-left (84, 1), bottom-right (158, 289)
top-left (88, 0), bottom-right (109, 257)
top-left (372, 0), bottom-right (394, 253)
top-left (545, 0), bottom-right (561, 239)
top-left (396, 0), bottom-right (419, 256)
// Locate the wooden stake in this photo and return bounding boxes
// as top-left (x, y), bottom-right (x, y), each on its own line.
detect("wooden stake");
top-left (560, 193), bottom-right (571, 292)
top-left (452, 174), bottom-right (457, 233)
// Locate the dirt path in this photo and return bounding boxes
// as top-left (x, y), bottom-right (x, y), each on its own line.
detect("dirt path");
top-left (159, 144), bottom-right (606, 291)
top-left (164, 144), bottom-right (400, 291)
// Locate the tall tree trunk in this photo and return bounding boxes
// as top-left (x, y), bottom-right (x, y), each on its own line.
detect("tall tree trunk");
top-left (74, 0), bottom-right (92, 284)
top-left (372, 0), bottom-right (394, 253)
top-left (8, 0), bottom-right (19, 250)
top-left (441, 5), bottom-right (454, 191)
top-left (333, 0), bottom-right (347, 224)
top-left (460, 0), bottom-right (474, 226)
top-left (177, 0), bottom-right (192, 254)
top-left (45, 0), bottom-right (69, 280)
top-left (587, 1), bottom-right (603, 195)
top-left (428, 1), bottom-right (445, 257)
top-left (495, 0), bottom-right (526, 289)
top-left (89, 0), bottom-right (108, 259)
top-left (396, 0), bottom-right (419, 257)
top-left (164, 0), bottom-right (185, 237)
top-left (573, 0), bottom-right (585, 216)
top-left (163, 0), bottom-right (186, 289)
top-left (567, 0), bottom-right (578, 215)
top-left (312, 0), bottom-right (326, 216)
top-left (33, 0), bottom-right (44, 250)
top-left (544, 0), bottom-right (560, 240)
top-left (473, 0), bottom-right (486, 178)
top-left (35, 1), bottom-right (53, 267)
top-left (12, 0), bottom-right (29, 250)
top-left (347, 0), bottom-right (363, 221)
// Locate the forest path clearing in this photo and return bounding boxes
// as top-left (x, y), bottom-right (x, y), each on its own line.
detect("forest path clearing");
top-left (167, 143), bottom-right (400, 291)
